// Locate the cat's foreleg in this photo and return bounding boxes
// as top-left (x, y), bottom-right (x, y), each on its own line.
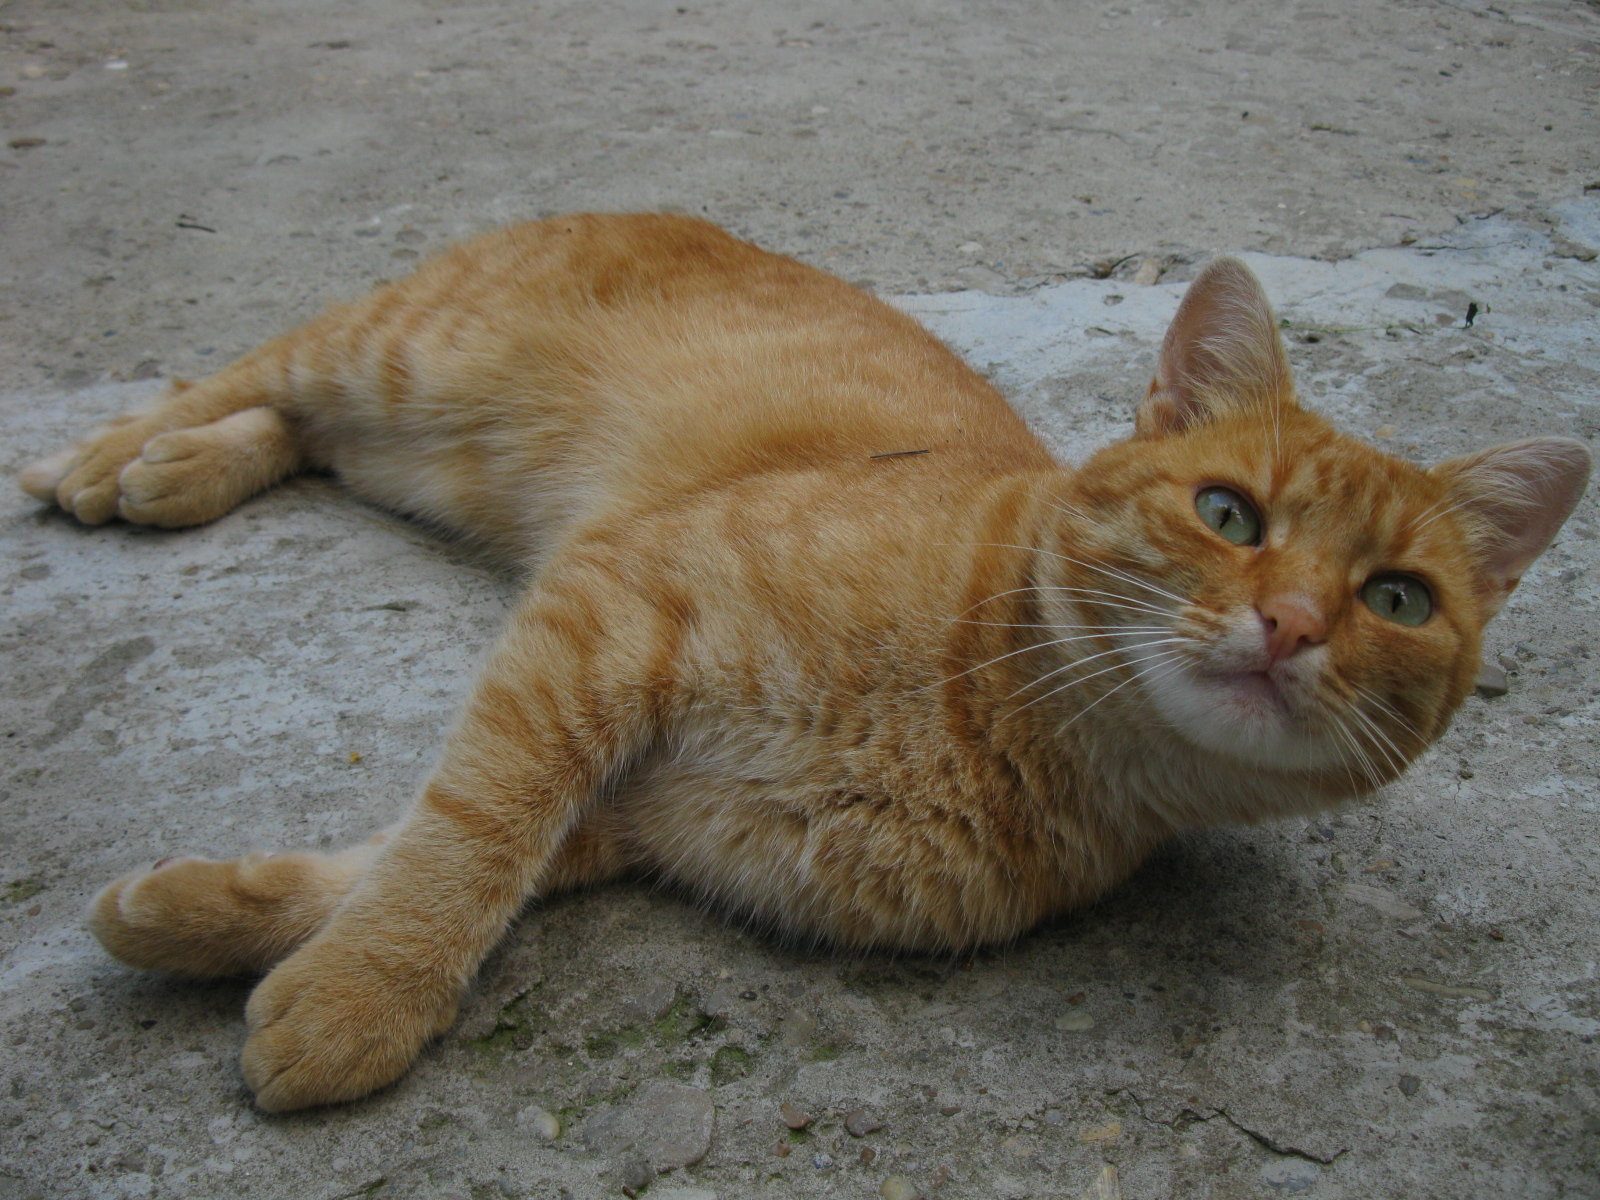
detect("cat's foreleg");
top-left (236, 578), bottom-right (662, 1111)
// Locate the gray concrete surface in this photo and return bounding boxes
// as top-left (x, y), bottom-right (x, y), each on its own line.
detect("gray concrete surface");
top-left (2, 2), bottom-right (1599, 1198)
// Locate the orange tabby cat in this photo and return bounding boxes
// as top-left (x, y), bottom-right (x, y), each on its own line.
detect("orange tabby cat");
top-left (19, 215), bottom-right (1588, 1112)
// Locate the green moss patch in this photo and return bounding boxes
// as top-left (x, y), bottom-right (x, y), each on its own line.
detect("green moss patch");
top-left (3, 878), bottom-right (43, 904)
top-left (710, 1045), bottom-right (751, 1086)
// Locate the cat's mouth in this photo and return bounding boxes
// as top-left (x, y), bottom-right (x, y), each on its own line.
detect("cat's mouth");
top-left (1196, 668), bottom-right (1294, 719)
top-left (1141, 656), bottom-right (1346, 771)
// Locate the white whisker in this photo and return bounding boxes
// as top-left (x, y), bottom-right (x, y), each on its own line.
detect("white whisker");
top-left (1354, 685), bottom-right (1425, 744)
top-left (957, 541), bottom-right (1188, 607)
top-left (1057, 650), bottom-right (1189, 730)
top-left (1327, 708), bottom-right (1385, 790)
top-left (951, 583), bottom-right (1171, 621)
top-left (922, 630), bottom-right (1165, 694)
top-left (1028, 492), bottom-right (1095, 526)
top-left (949, 620), bottom-right (1169, 632)
top-left (1036, 586), bottom-right (1175, 619)
top-left (1004, 636), bottom-right (1188, 702)
top-left (1348, 687), bottom-right (1415, 777)
top-left (1011, 644), bottom-right (1190, 715)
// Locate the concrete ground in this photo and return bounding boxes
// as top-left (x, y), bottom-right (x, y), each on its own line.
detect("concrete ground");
top-left (2, 2), bottom-right (1598, 1198)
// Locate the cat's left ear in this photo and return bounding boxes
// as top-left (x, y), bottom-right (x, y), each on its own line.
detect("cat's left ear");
top-left (1137, 255), bottom-right (1295, 437)
top-left (1429, 437), bottom-right (1592, 616)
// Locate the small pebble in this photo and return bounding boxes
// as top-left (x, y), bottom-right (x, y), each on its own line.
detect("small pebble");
top-left (844, 1108), bottom-right (884, 1137)
top-left (582, 1080), bottom-right (714, 1169)
top-left (1398, 1074), bottom-right (1421, 1097)
top-left (1344, 882), bottom-right (1422, 922)
top-left (619, 1155), bottom-right (654, 1190)
top-left (859, 1146), bottom-right (877, 1165)
top-left (812, 1153), bottom-right (834, 1169)
top-left (780, 1101), bottom-right (812, 1130)
top-left (1055, 1012), bottom-right (1096, 1032)
top-left (516, 1105), bottom-right (561, 1140)
top-left (1260, 1157), bottom-right (1320, 1192)
top-left (1081, 1165), bottom-right (1121, 1200)
top-left (880, 1177), bottom-right (920, 1200)
top-left (938, 1105), bottom-right (962, 1116)
top-left (1402, 976), bottom-right (1492, 1001)
top-left (620, 977), bottom-right (676, 1023)
top-left (1474, 660), bottom-right (1509, 698)
top-left (1079, 1121), bottom-right (1121, 1143)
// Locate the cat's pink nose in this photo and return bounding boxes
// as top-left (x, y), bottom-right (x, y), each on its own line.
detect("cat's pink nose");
top-left (1257, 594), bottom-right (1326, 664)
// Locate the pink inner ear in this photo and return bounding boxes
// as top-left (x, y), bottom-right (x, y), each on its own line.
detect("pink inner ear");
top-left (1138, 256), bottom-right (1294, 437)
top-left (1432, 437), bottom-right (1592, 603)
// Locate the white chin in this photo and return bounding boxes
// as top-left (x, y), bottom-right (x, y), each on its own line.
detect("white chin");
top-left (1142, 663), bottom-right (1338, 771)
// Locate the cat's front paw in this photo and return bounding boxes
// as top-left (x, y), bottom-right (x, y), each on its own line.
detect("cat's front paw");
top-left (241, 937), bottom-right (459, 1112)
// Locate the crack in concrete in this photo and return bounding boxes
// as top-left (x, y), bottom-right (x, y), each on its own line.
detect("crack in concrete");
top-left (323, 1177), bottom-right (388, 1200)
top-left (1122, 1090), bottom-right (1346, 1166)
top-left (1212, 1108), bottom-right (1346, 1167)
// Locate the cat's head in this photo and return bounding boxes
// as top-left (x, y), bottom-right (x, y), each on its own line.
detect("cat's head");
top-left (1051, 256), bottom-right (1589, 800)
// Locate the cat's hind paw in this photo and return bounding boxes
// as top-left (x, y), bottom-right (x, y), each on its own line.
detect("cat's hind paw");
top-left (19, 402), bottom-right (301, 528)
top-left (115, 409), bottom-right (294, 528)
top-left (242, 939), bottom-right (459, 1111)
top-left (28, 441), bottom-right (130, 525)
top-left (20, 403), bottom-right (167, 525)
top-left (88, 850), bottom-right (354, 978)
top-left (89, 856), bottom-right (255, 978)
top-left (17, 447), bottom-right (83, 504)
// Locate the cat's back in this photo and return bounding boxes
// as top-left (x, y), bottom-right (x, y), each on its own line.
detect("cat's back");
top-left (286, 214), bottom-right (1056, 558)
top-left (406, 214), bottom-right (1055, 478)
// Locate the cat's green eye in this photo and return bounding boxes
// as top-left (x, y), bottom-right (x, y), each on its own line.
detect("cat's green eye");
top-left (1194, 487), bottom-right (1262, 546)
top-left (1361, 573), bottom-right (1433, 626)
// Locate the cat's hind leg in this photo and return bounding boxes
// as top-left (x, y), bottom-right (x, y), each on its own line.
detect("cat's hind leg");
top-left (87, 817), bottom-right (629, 982)
top-left (88, 834), bottom-right (388, 979)
top-left (112, 407), bottom-right (303, 528)
top-left (20, 346), bottom-right (308, 527)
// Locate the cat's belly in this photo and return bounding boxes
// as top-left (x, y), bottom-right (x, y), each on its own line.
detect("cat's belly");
top-left (606, 749), bottom-right (1108, 954)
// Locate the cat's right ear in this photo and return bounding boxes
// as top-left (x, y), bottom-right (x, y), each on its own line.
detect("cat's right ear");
top-left (1136, 256), bottom-right (1295, 438)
